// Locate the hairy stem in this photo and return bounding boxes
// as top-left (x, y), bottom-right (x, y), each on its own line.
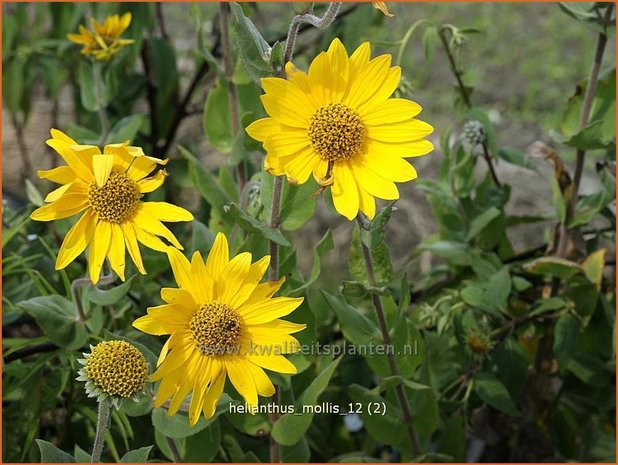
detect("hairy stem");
top-left (72, 273), bottom-right (116, 322)
top-left (438, 26), bottom-right (501, 188)
top-left (91, 397), bottom-right (111, 463)
top-left (356, 216), bottom-right (421, 457)
top-left (267, 4), bottom-right (342, 461)
top-left (220, 2), bottom-right (247, 190)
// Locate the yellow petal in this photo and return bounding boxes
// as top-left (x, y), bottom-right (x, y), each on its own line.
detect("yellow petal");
top-left (138, 170), bottom-right (167, 193)
top-left (367, 119), bottom-right (434, 143)
top-left (132, 223), bottom-right (170, 252)
top-left (357, 183), bottom-right (377, 220)
top-left (360, 98), bottom-right (422, 125)
top-left (205, 233), bottom-right (229, 277)
top-left (220, 252), bottom-right (252, 305)
top-left (239, 297), bottom-right (304, 325)
top-left (203, 368), bottom-right (226, 419)
top-left (56, 210), bottom-right (97, 270)
top-left (38, 166), bottom-right (76, 185)
top-left (245, 353), bottom-right (297, 375)
top-left (359, 152), bottom-right (417, 183)
top-left (121, 221), bottom-right (146, 274)
top-left (366, 138), bottom-right (434, 158)
top-left (281, 146), bottom-right (319, 185)
top-left (107, 223), bottom-right (126, 281)
top-left (50, 128), bottom-right (77, 145)
top-left (190, 252), bottom-right (213, 304)
top-left (245, 118), bottom-right (281, 143)
top-left (331, 162), bottom-right (359, 221)
top-left (92, 154), bottom-right (114, 187)
top-left (262, 129), bottom-right (311, 159)
top-left (88, 221), bottom-right (112, 284)
top-left (227, 358), bottom-right (258, 407)
top-left (140, 202), bottom-right (194, 222)
top-left (360, 66), bottom-right (401, 109)
top-left (227, 256), bottom-right (270, 309)
top-left (245, 361), bottom-right (276, 397)
top-left (133, 208), bottom-right (183, 249)
top-left (245, 278), bottom-right (285, 305)
top-left (344, 55), bottom-right (391, 110)
top-left (160, 288), bottom-right (198, 311)
top-left (261, 94), bottom-right (309, 129)
top-left (166, 247), bottom-right (194, 291)
top-left (30, 195), bottom-right (89, 221)
top-left (189, 357), bottom-right (212, 426)
top-left (350, 160), bottom-right (400, 200)
top-left (348, 42), bottom-right (371, 84)
top-left (46, 139), bottom-right (94, 182)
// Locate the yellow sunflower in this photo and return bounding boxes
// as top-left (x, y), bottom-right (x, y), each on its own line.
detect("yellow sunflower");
top-left (133, 233), bottom-right (305, 425)
top-left (30, 129), bottom-right (193, 283)
top-left (246, 38), bottom-right (434, 221)
top-left (68, 12), bottom-right (134, 62)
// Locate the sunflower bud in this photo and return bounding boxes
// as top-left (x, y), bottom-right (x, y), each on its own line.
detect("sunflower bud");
top-left (77, 340), bottom-right (149, 409)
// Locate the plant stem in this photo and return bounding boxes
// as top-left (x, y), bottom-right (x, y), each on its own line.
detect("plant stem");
top-left (266, 4), bottom-right (343, 461)
top-left (165, 436), bottom-right (182, 462)
top-left (72, 273), bottom-right (116, 322)
top-left (93, 63), bottom-right (109, 146)
top-left (568, 4), bottom-right (613, 223)
top-left (219, 2), bottom-right (247, 191)
top-left (91, 397), bottom-right (112, 463)
top-left (438, 26), bottom-right (501, 188)
top-left (355, 216), bottom-right (421, 457)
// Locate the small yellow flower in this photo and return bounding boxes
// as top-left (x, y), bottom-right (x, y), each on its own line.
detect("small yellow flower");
top-left (77, 340), bottom-right (149, 409)
top-left (31, 129), bottom-right (194, 283)
top-left (68, 12), bottom-right (135, 62)
top-left (246, 38), bottom-right (433, 220)
top-left (133, 233), bottom-right (305, 425)
top-left (373, 2), bottom-right (394, 17)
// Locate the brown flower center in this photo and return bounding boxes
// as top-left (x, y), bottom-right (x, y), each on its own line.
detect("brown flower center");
top-left (189, 302), bottom-right (243, 356)
top-left (308, 103), bottom-right (366, 161)
top-left (88, 171), bottom-right (139, 223)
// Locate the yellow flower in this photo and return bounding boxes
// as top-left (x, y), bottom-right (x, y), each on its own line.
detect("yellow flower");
top-left (68, 12), bottom-right (135, 62)
top-left (30, 129), bottom-right (193, 283)
top-left (246, 38), bottom-right (433, 221)
top-left (372, 2), bottom-right (394, 17)
top-left (133, 233), bottom-right (305, 425)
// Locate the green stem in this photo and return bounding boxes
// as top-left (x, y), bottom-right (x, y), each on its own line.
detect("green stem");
top-left (91, 397), bottom-right (112, 463)
top-left (395, 19), bottom-right (431, 67)
top-left (355, 216), bottom-right (421, 457)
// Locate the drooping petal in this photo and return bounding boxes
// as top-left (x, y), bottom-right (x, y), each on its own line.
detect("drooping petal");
top-left (55, 210), bottom-right (97, 270)
top-left (88, 220), bottom-right (112, 283)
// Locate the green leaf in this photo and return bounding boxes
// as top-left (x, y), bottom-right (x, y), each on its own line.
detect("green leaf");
top-left (225, 202), bottom-right (290, 246)
top-left (322, 291), bottom-right (381, 345)
top-left (369, 375), bottom-right (430, 395)
top-left (360, 206), bottom-right (392, 249)
top-left (581, 249), bottom-right (606, 288)
top-left (418, 240), bottom-right (471, 266)
top-left (271, 356), bottom-right (342, 446)
top-left (18, 296), bottom-right (88, 350)
top-left (106, 114), bottom-right (146, 144)
top-left (484, 266), bottom-right (511, 312)
top-left (259, 171), bottom-right (318, 231)
top-left (84, 275), bottom-right (135, 306)
top-left (467, 207), bottom-right (501, 241)
top-left (78, 61), bottom-right (99, 112)
top-left (203, 78), bottom-right (233, 153)
top-left (524, 257), bottom-right (583, 280)
top-left (184, 421), bottom-right (221, 462)
top-left (25, 179), bottom-right (44, 207)
top-left (229, 3), bottom-right (272, 84)
top-left (341, 280), bottom-right (389, 299)
top-left (152, 394), bottom-right (232, 438)
top-left (553, 313), bottom-right (580, 363)
top-left (73, 445), bottom-right (91, 463)
top-left (349, 224), bottom-right (392, 285)
top-left (179, 145), bottom-right (232, 212)
top-left (290, 229), bottom-right (333, 294)
top-left (497, 147), bottom-right (540, 172)
top-left (120, 446), bottom-right (153, 463)
top-left (36, 440), bottom-right (75, 463)
top-left (473, 372), bottom-right (519, 416)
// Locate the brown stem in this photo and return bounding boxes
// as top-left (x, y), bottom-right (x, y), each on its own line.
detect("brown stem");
top-left (356, 217), bottom-right (421, 457)
top-left (219, 2), bottom-right (247, 191)
top-left (557, 4), bottom-right (613, 259)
